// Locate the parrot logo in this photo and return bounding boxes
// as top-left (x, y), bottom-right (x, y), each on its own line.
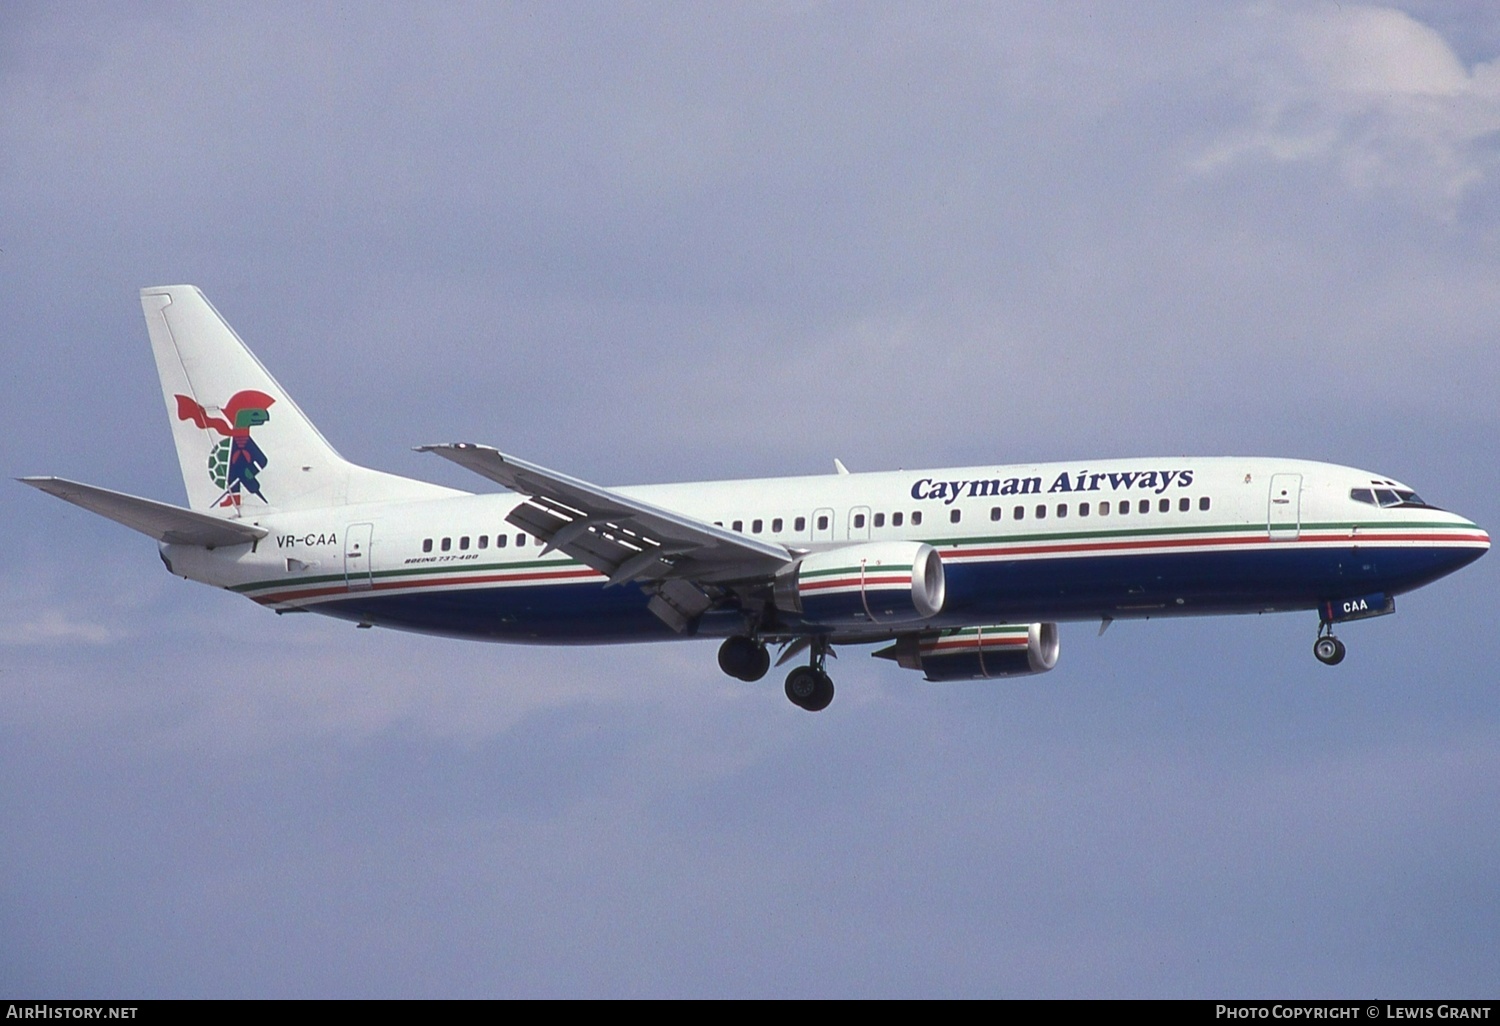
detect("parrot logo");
top-left (175, 389), bottom-right (275, 508)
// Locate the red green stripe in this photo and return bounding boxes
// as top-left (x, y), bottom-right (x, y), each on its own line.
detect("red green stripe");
top-left (253, 565), bottom-right (602, 606)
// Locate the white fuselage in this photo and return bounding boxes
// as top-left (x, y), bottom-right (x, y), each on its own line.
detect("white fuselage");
top-left (159, 455), bottom-right (1488, 644)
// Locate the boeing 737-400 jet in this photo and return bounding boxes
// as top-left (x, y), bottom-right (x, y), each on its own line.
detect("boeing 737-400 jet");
top-left (22, 286), bottom-right (1490, 710)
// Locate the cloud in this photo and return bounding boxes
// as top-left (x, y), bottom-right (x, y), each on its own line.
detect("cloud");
top-left (0, 608), bottom-right (120, 646)
top-left (1194, 4), bottom-right (1500, 217)
top-left (2, 1), bottom-right (1498, 997)
top-left (0, 558), bottom-right (149, 647)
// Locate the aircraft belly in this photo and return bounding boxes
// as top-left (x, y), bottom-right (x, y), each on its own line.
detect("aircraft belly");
top-left (292, 541), bottom-right (1476, 642)
top-left (936, 543), bottom-right (1471, 623)
top-left (314, 580), bottom-right (679, 643)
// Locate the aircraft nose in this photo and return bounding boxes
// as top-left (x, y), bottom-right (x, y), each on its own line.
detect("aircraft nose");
top-left (1455, 510), bottom-right (1487, 542)
top-left (1439, 515), bottom-right (1488, 572)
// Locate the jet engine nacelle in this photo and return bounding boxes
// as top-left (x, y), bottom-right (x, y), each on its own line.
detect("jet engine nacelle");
top-left (774, 541), bottom-right (946, 626)
top-left (875, 623), bottom-right (1060, 681)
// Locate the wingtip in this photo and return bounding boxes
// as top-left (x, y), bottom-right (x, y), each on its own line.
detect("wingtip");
top-left (415, 442), bottom-right (502, 456)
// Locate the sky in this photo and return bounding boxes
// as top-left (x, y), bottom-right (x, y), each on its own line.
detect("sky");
top-left (2, 0), bottom-right (1498, 998)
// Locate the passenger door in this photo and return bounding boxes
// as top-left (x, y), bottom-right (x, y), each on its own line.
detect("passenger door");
top-left (1268, 475), bottom-right (1301, 541)
top-left (848, 505), bottom-right (871, 541)
top-left (344, 522), bottom-right (374, 590)
top-left (812, 507), bottom-right (835, 544)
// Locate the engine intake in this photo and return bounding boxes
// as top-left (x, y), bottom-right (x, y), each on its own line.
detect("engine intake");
top-left (775, 541), bottom-right (945, 626)
top-left (875, 623), bottom-right (1060, 681)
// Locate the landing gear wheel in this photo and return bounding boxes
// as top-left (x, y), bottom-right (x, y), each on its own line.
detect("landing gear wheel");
top-left (747, 645), bottom-right (771, 682)
top-left (785, 666), bottom-right (834, 711)
top-left (718, 636), bottom-right (770, 682)
top-left (806, 671), bottom-right (834, 712)
top-left (1313, 635), bottom-right (1346, 666)
top-left (785, 666), bottom-right (819, 708)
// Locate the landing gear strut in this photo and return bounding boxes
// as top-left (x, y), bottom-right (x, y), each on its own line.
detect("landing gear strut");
top-left (784, 638), bottom-right (834, 712)
top-left (718, 636), bottom-right (770, 682)
top-left (1313, 624), bottom-right (1346, 666)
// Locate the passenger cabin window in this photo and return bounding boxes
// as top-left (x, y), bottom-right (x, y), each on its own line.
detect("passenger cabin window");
top-left (892, 512), bottom-right (903, 527)
top-left (1013, 506), bottom-right (1024, 520)
top-left (874, 513), bottom-right (885, 528)
top-left (1035, 504), bottom-right (1046, 520)
top-left (1158, 498), bottom-right (1170, 513)
top-left (950, 509), bottom-right (961, 524)
top-left (460, 536), bottom-right (470, 550)
top-left (853, 513), bottom-right (866, 529)
top-left (752, 519), bottom-right (763, 534)
top-left (911, 511), bottom-right (922, 526)
top-left (1179, 497), bottom-right (1189, 512)
top-left (1057, 504), bottom-right (1068, 518)
top-left (479, 535), bottom-right (488, 549)
top-left (1117, 502), bottom-right (1128, 516)
top-left (772, 518), bottom-right (783, 532)
top-left (732, 520), bottom-right (743, 532)
top-left (516, 533), bottom-right (526, 546)
top-left (1079, 502), bottom-right (1090, 516)
top-left (817, 515), bottom-right (829, 531)
top-left (1138, 499), bottom-right (1150, 514)
top-left (1199, 497), bottom-right (1210, 511)
top-left (497, 534), bottom-right (507, 548)
top-left (1099, 500), bottom-right (1110, 515)
top-left (423, 539), bottom-right (433, 553)
top-left (991, 507), bottom-right (1003, 522)
top-left (795, 516), bottom-right (806, 532)
top-left (441, 537), bottom-right (452, 551)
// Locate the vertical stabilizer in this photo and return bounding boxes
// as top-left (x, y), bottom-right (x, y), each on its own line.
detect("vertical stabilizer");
top-left (141, 285), bottom-right (456, 514)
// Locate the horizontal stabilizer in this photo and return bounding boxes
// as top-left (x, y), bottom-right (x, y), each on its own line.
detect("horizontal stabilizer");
top-left (18, 477), bottom-right (268, 548)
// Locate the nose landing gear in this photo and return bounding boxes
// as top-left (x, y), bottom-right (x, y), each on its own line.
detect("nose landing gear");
top-left (1313, 626), bottom-right (1346, 666)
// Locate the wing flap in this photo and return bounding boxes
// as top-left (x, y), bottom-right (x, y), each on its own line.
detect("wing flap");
top-left (19, 477), bottom-right (267, 548)
top-left (416, 443), bottom-right (792, 586)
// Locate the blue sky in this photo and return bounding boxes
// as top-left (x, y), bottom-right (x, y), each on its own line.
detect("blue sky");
top-left (3, 1), bottom-right (1498, 997)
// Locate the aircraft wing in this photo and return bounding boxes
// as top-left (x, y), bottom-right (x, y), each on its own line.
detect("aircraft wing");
top-left (18, 477), bottom-right (268, 548)
top-left (416, 443), bottom-right (793, 587)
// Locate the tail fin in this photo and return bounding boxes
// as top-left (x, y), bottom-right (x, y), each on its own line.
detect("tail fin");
top-left (141, 286), bottom-right (457, 514)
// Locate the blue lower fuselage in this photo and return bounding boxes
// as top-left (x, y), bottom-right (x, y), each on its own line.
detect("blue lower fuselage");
top-left (307, 540), bottom-right (1485, 644)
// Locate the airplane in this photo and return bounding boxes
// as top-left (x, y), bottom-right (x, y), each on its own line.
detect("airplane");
top-left (21, 286), bottom-right (1490, 711)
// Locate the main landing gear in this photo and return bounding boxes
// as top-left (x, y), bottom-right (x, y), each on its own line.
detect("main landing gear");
top-left (785, 666), bottom-right (834, 712)
top-left (1313, 624), bottom-right (1346, 666)
top-left (718, 635), bottom-right (835, 711)
top-left (718, 635), bottom-right (770, 682)
top-left (784, 638), bottom-right (834, 713)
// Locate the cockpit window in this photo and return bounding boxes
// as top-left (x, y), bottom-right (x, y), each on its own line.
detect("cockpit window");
top-left (1350, 487), bottom-right (1436, 510)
